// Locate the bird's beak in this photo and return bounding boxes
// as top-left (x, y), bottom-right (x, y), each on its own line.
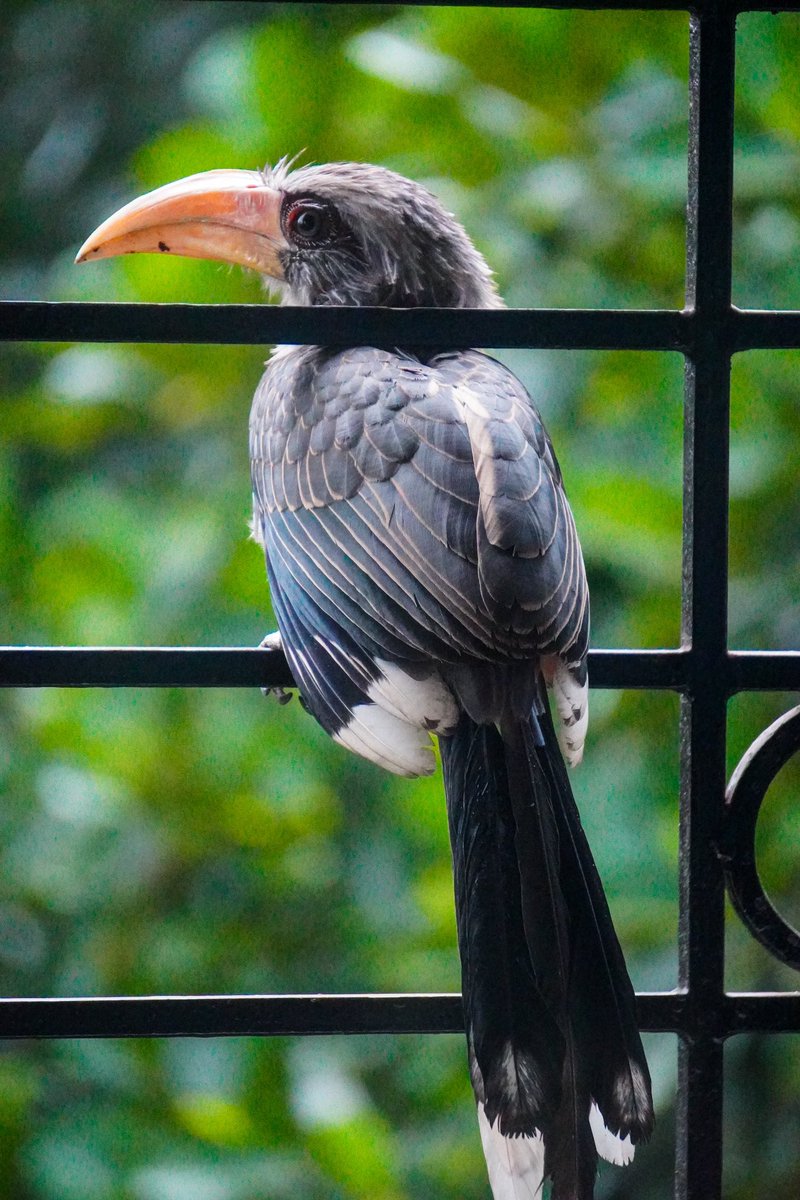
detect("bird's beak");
top-left (75, 168), bottom-right (287, 279)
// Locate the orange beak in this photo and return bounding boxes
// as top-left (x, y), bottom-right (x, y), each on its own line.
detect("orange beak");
top-left (75, 168), bottom-right (287, 279)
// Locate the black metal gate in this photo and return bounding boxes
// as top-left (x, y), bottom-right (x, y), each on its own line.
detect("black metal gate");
top-left (2, 3), bottom-right (800, 1198)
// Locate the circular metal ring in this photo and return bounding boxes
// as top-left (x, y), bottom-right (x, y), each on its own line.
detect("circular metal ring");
top-left (721, 704), bottom-right (800, 969)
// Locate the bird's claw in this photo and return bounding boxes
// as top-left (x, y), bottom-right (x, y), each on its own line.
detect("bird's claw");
top-left (259, 631), bottom-right (293, 704)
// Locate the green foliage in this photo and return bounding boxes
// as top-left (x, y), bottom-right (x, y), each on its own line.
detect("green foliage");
top-left (1, 3), bottom-right (799, 1198)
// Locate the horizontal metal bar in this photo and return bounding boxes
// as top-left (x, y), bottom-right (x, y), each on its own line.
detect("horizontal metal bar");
top-left (0, 647), bottom-right (294, 689)
top-left (728, 651), bottom-right (800, 693)
top-left (0, 646), bottom-right (686, 690)
top-left (641, 992), bottom-right (800, 1038)
top-left (0, 301), bottom-right (690, 352)
top-left (592, 649), bottom-right (800, 695)
top-left (2, 647), bottom-right (798, 693)
top-left (6, 302), bottom-right (800, 354)
top-left (0, 991), bottom-right (797, 1040)
top-left (589, 648), bottom-right (689, 690)
top-left (0, 992), bottom-right (689, 1039)
top-left (730, 309), bottom-right (800, 352)
top-left (0, 993), bottom-right (464, 1039)
top-left (726, 993), bottom-right (800, 1033)
top-left (733, 1), bottom-right (800, 10)
top-left (239, 0), bottom-right (690, 7)
top-left (228, 1), bottom-right (800, 11)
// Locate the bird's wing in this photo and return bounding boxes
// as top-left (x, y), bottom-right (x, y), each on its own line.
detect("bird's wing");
top-left (251, 345), bottom-right (588, 754)
top-left (431, 350), bottom-right (587, 660)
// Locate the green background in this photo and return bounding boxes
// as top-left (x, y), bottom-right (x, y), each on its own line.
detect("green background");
top-left (1, 3), bottom-right (799, 1197)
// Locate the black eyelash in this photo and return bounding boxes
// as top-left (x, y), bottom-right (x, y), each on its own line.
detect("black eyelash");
top-left (282, 198), bottom-right (338, 247)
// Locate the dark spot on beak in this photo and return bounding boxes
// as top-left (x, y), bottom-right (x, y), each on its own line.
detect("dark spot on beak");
top-left (158, 241), bottom-right (170, 253)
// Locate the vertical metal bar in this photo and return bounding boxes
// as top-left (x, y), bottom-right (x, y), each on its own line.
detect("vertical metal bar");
top-left (678, 5), bottom-right (736, 1198)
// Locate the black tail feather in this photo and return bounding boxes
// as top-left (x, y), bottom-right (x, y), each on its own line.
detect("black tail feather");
top-left (440, 706), bottom-right (654, 1200)
top-left (545, 1058), bottom-right (597, 1200)
top-left (441, 714), bottom-right (564, 1137)
top-left (533, 708), bottom-right (654, 1143)
top-left (505, 723), bottom-right (598, 1199)
top-left (503, 723), bottom-right (571, 1020)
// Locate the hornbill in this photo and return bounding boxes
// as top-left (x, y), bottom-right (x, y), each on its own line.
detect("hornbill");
top-left (77, 159), bottom-right (654, 1199)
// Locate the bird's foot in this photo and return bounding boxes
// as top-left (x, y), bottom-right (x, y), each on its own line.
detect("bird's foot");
top-left (259, 631), bottom-right (293, 704)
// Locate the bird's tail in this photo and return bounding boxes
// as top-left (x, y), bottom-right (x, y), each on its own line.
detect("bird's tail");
top-left (440, 709), bottom-right (653, 1200)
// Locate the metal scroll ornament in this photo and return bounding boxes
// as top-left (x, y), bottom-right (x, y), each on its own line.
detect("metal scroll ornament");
top-left (722, 704), bottom-right (800, 969)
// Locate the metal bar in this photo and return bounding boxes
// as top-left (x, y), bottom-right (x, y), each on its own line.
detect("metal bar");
top-left (0, 646), bottom-right (690, 690)
top-left (726, 994), bottom-right (800, 1033)
top-left (731, 1), bottom-right (800, 9)
top-left (0, 300), bottom-right (690, 352)
top-left (4, 647), bottom-right (798, 693)
top-left (0, 647), bottom-right (294, 689)
top-left (676, 1037), bottom-right (725, 1198)
top-left (8, 298), bottom-right (800, 354)
top-left (730, 309), bottom-right (800, 352)
top-left (218, 0), bottom-right (800, 11)
top-left (727, 651), bottom-right (800, 693)
top-left (0, 991), bottom-right (798, 1040)
top-left (0, 993), bottom-right (465, 1040)
top-left (677, 6), bottom-right (737, 1198)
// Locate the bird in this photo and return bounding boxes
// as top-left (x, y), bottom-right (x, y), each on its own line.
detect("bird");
top-left (77, 157), bottom-right (654, 1199)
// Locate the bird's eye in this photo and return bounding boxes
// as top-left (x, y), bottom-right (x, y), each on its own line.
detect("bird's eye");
top-left (293, 208), bottom-right (323, 238)
top-left (284, 200), bottom-right (334, 246)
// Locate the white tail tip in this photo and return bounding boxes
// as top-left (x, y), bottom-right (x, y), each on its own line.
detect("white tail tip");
top-left (590, 1102), bottom-right (636, 1166)
top-left (477, 1104), bottom-right (545, 1199)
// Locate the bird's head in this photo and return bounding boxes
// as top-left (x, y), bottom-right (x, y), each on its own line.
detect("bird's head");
top-left (77, 158), bottom-right (501, 309)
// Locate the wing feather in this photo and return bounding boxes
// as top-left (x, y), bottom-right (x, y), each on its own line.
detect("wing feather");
top-left (251, 345), bottom-right (589, 675)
